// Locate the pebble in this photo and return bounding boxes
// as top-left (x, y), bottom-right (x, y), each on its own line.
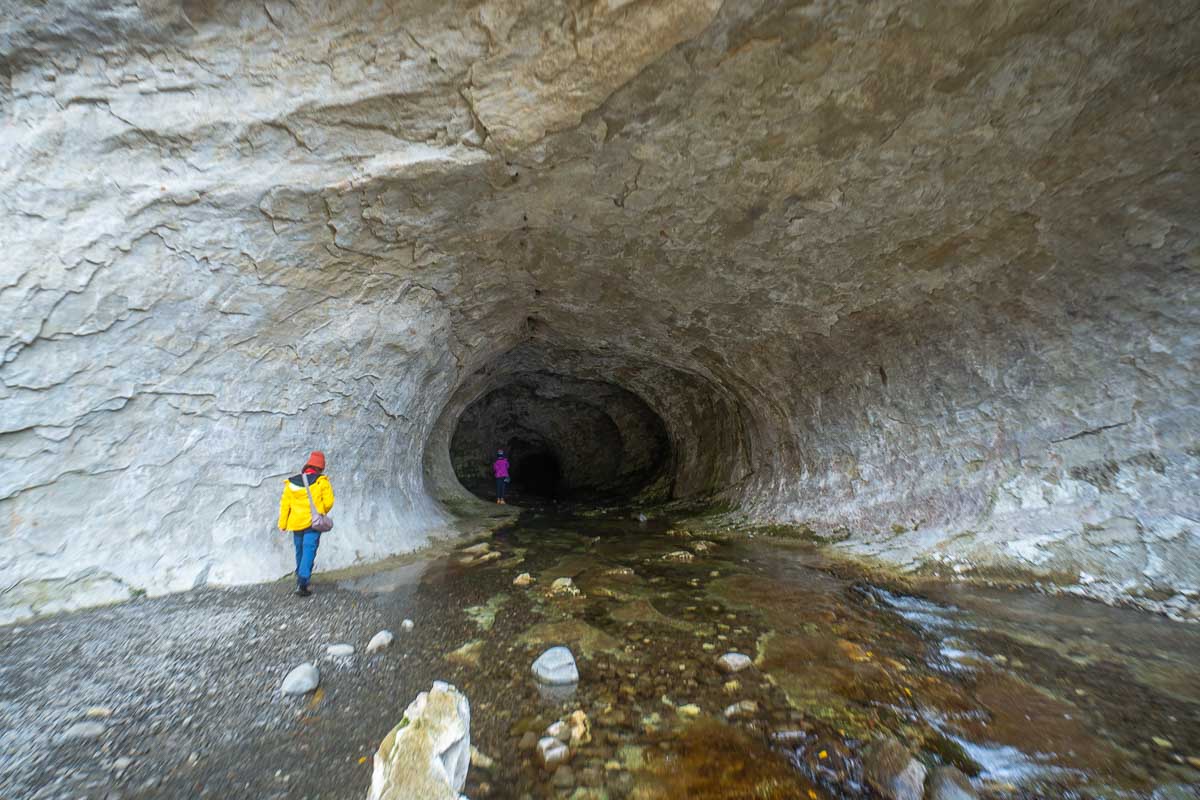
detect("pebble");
top-left (513, 573), bottom-right (535, 587)
top-left (1152, 736), bottom-right (1173, 749)
top-left (366, 630), bottom-right (394, 653)
top-left (280, 662), bottom-right (320, 695)
top-left (60, 721), bottom-right (106, 741)
top-left (537, 737), bottom-right (570, 770)
top-left (677, 704), bottom-right (701, 717)
top-left (326, 643), bottom-right (355, 657)
top-left (518, 731), bottom-right (538, 750)
top-left (717, 652), bottom-right (752, 673)
top-left (662, 550), bottom-right (695, 562)
top-left (724, 700), bottom-right (758, 719)
top-left (532, 647), bottom-right (579, 686)
top-left (85, 706), bottom-right (113, 719)
top-left (113, 757), bottom-right (134, 771)
top-left (1187, 756), bottom-right (1200, 770)
top-left (400, 619), bottom-right (414, 632)
top-left (864, 736), bottom-right (927, 800)
top-left (547, 721), bottom-right (569, 741)
top-left (723, 680), bottom-right (741, 693)
top-left (550, 577), bottom-right (581, 596)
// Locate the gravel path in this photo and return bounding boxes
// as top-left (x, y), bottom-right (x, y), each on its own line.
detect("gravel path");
top-left (0, 571), bottom-right (443, 800)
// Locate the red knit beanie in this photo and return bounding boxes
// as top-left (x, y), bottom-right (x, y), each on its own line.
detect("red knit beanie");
top-left (305, 450), bottom-right (326, 471)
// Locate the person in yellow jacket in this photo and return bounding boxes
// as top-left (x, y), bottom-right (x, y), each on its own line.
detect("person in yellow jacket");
top-left (278, 450), bottom-right (334, 597)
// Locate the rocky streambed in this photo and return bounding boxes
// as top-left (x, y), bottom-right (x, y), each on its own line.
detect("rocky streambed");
top-left (2, 513), bottom-right (1198, 799)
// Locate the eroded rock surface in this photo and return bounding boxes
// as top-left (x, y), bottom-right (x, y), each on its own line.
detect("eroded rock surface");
top-left (1, 0), bottom-right (1198, 621)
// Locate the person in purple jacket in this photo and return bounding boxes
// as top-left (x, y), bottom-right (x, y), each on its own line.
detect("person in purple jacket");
top-left (493, 449), bottom-right (511, 505)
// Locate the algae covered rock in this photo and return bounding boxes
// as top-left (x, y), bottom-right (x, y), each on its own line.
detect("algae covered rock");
top-left (367, 681), bottom-right (471, 800)
top-left (926, 766), bottom-right (977, 800)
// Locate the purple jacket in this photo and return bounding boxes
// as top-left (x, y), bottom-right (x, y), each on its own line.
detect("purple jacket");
top-left (493, 458), bottom-right (510, 479)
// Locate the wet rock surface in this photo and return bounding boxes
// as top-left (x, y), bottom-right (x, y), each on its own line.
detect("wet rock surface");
top-left (2, 513), bottom-right (1198, 799)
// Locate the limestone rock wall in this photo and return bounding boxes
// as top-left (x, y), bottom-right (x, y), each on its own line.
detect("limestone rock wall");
top-left (2, 0), bottom-right (1198, 622)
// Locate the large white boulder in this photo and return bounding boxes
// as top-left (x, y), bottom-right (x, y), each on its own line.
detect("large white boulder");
top-left (367, 681), bottom-right (471, 800)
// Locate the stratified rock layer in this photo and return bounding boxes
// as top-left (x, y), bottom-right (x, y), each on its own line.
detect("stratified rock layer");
top-left (1, 0), bottom-right (1197, 622)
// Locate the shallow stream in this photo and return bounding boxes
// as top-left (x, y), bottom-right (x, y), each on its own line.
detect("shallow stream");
top-left (344, 512), bottom-right (1200, 799)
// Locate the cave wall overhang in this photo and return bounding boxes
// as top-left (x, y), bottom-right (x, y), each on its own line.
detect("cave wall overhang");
top-left (1, 0), bottom-right (1198, 622)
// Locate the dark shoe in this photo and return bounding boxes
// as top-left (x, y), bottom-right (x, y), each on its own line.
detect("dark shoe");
top-left (295, 585), bottom-right (312, 597)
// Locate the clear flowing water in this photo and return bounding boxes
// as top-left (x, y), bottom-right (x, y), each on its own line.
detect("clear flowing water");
top-left (343, 512), bottom-right (1200, 799)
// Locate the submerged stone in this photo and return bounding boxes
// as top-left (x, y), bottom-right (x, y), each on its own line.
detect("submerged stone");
top-left (464, 594), bottom-right (508, 631)
top-left (550, 577), bottom-right (582, 596)
top-left (723, 700), bottom-right (758, 719)
top-left (532, 646), bottom-right (580, 686)
top-left (863, 736), bottom-right (927, 800)
top-left (716, 652), bottom-right (752, 673)
top-left (537, 736), bottom-right (570, 770)
top-left (927, 766), bottom-right (977, 800)
top-left (447, 640), bottom-right (485, 668)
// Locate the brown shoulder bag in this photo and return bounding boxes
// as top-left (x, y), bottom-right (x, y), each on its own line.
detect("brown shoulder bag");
top-left (302, 473), bottom-right (334, 532)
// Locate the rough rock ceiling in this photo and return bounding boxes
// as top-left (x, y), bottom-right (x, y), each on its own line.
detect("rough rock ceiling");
top-left (1, 0), bottom-right (1197, 621)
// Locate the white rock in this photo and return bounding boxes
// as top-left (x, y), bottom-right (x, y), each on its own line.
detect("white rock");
top-left (717, 653), bottom-right (752, 673)
top-left (327, 643), bottom-right (355, 657)
top-left (513, 572), bottom-right (535, 587)
top-left (60, 721), bottom-right (105, 741)
top-left (549, 577), bottom-right (580, 596)
top-left (531, 646), bottom-right (579, 686)
top-left (367, 681), bottom-right (470, 800)
top-left (724, 700), bottom-right (758, 718)
top-left (536, 736), bottom-right (570, 770)
top-left (401, 619), bottom-right (415, 632)
top-left (367, 630), bottom-right (395, 653)
top-left (280, 662), bottom-right (320, 695)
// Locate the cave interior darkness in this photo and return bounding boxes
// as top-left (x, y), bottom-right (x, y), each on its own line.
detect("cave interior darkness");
top-left (448, 366), bottom-right (674, 506)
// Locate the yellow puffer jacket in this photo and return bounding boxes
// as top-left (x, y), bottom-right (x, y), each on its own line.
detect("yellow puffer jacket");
top-left (278, 474), bottom-right (335, 531)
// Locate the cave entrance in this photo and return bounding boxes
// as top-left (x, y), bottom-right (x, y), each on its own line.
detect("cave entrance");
top-left (511, 448), bottom-right (563, 499)
top-left (448, 373), bottom-right (670, 507)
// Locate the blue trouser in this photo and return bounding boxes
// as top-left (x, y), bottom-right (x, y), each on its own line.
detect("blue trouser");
top-left (293, 528), bottom-right (321, 586)
top-left (496, 477), bottom-right (508, 499)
